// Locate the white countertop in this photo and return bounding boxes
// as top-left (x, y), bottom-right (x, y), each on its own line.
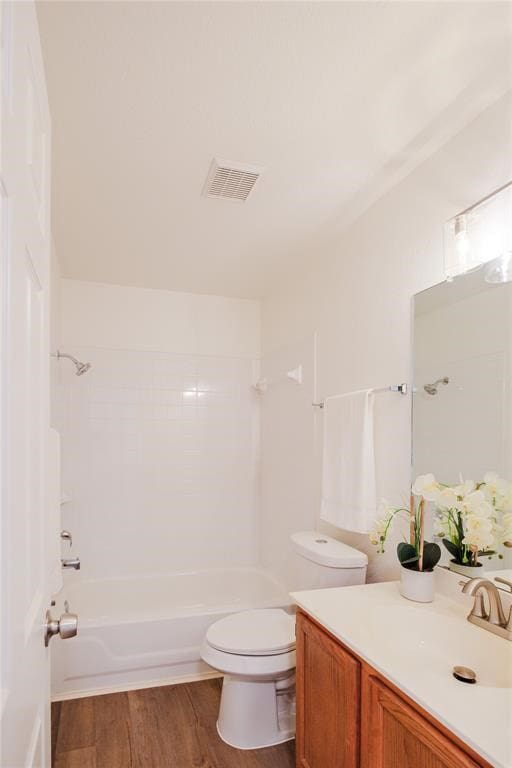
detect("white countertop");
top-left (291, 581), bottom-right (512, 768)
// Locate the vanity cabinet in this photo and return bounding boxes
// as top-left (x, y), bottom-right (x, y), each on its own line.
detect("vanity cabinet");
top-left (295, 609), bottom-right (360, 768)
top-left (361, 668), bottom-right (482, 768)
top-left (296, 611), bottom-right (492, 768)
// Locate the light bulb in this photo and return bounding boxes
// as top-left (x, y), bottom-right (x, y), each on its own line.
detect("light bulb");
top-left (454, 216), bottom-right (470, 258)
top-left (485, 251), bottom-right (512, 284)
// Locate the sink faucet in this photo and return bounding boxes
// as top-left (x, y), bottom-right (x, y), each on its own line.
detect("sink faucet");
top-left (62, 557), bottom-right (80, 571)
top-left (461, 578), bottom-right (511, 641)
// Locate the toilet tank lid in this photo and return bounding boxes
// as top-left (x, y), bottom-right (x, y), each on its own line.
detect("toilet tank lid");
top-left (291, 531), bottom-right (368, 568)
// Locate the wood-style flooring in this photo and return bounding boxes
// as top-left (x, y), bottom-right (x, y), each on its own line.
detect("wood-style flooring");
top-left (52, 678), bottom-right (295, 768)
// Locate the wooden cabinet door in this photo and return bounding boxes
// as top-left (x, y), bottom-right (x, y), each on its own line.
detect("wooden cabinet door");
top-left (296, 611), bottom-right (360, 768)
top-left (361, 669), bottom-right (483, 768)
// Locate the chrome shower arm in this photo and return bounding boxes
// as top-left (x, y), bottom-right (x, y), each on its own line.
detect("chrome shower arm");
top-left (51, 350), bottom-right (80, 366)
top-left (51, 350), bottom-right (91, 376)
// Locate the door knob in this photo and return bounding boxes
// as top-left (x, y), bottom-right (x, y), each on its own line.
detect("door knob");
top-left (44, 604), bottom-right (78, 647)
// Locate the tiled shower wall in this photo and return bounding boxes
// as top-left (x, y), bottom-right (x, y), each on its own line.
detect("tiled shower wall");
top-left (54, 280), bottom-right (260, 580)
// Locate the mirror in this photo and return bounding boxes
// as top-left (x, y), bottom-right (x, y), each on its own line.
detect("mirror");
top-left (412, 269), bottom-right (512, 580)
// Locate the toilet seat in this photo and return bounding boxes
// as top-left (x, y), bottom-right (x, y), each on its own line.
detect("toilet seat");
top-left (201, 639), bottom-right (296, 679)
top-left (205, 609), bottom-right (295, 657)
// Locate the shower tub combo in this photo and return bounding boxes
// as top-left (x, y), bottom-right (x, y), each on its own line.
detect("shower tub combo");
top-left (51, 567), bottom-right (291, 700)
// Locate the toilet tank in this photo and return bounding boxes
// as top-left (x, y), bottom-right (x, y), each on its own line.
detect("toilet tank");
top-left (289, 531), bottom-right (368, 591)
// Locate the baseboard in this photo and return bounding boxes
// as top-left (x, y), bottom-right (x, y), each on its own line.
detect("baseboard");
top-left (51, 669), bottom-right (223, 702)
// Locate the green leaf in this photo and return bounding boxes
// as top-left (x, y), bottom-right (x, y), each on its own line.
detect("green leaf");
top-left (401, 555), bottom-right (420, 565)
top-left (455, 512), bottom-right (465, 542)
top-left (422, 541), bottom-right (442, 571)
top-left (397, 542), bottom-right (417, 565)
top-left (442, 538), bottom-right (460, 560)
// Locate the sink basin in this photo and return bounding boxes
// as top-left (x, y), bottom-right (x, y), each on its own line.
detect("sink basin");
top-left (373, 602), bottom-right (512, 689)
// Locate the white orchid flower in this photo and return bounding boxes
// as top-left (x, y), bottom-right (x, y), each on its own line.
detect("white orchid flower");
top-left (502, 512), bottom-right (512, 545)
top-left (482, 472), bottom-right (512, 512)
top-left (369, 499), bottom-right (409, 553)
top-left (461, 490), bottom-right (493, 518)
top-left (435, 487), bottom-right (459, 511)
top-left (415, 470), bottom-right (512, 563)
top-left (462, 514), bottom-right (495, 551)
top-left (464, 514), bottom-right (493, 532)
top-left (453, 478), bottom-right (476, 499)
top-left (412, 474), bottom-right (440, 501)
top-left (500, 487), bottom-right (512, 514)
top-left (433, 515), bottom-right (448, 537)
top-left (368, 516), bottom-right (389, 549)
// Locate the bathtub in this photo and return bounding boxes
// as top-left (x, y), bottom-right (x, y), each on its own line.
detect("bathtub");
top-left (51, 567), bottom-right (291, 700)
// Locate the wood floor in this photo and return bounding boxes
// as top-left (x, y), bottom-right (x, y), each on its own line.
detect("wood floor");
top-left (52, 679), bottom-right (296, 768)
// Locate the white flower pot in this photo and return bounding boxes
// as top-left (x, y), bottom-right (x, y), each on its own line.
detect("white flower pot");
top-left (400, 566), bottom-right (435, 603)
top-left (448, 560), bottom-right (483, 578)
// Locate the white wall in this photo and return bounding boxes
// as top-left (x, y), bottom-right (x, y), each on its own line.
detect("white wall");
top-left (55, 280), bottom-right (260, 580)
top-left (60, 279), bottom-right (260, 359)
top-left (260, 92), bottom-right (512, 587)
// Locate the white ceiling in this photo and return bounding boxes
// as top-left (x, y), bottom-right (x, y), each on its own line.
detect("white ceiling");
top-left (37, 1), bottom-right (512, 299)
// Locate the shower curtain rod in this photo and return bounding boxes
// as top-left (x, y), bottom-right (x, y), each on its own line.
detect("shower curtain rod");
top-left (312, 383), bottom-right (407, 409)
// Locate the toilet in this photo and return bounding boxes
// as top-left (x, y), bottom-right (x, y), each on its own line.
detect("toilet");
top-left (200, 530), bottom-right (368, 750)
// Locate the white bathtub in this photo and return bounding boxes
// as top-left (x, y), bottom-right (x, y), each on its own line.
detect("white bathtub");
top-left (51, 567), bottom-right (291, 700)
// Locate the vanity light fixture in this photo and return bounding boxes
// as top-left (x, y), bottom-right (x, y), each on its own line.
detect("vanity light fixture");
top-left (454, 215), bottom-right (471, 260)
top-left (444, 180), bottom-right (512, 281)
top-left (445, 212), bottom-right (482, 280)
top-left (484, 250), bottom-right (512, 285)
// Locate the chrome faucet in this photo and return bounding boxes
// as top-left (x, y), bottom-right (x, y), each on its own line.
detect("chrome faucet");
top-left (60, 530), bottom-right (72, 546)
top-left (461, 578), bottom-right (511, 641)
top-left (61, 557), bottom-right (80, 571)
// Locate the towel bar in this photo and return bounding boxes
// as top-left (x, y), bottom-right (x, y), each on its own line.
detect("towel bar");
top-left (312, 383), bottom-right (407, 408)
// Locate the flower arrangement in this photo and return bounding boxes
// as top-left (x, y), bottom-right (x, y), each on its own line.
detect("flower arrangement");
top-left (414, 472), bottom-right (512, 568)
top-left (369, 489), bottom-right (441, 573)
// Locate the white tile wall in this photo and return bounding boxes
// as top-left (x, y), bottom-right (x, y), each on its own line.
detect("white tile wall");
top-left (55, 346), bottom-right (260, 579)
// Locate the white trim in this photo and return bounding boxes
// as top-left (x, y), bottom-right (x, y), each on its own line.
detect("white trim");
top-left (51, 669), bottom-right (223, 702)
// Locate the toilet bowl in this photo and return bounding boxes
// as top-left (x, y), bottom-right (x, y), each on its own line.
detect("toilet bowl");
top-left (200, 531), bottom-right (368, 750)
top-left (200, 608), bottom-right (296, 749)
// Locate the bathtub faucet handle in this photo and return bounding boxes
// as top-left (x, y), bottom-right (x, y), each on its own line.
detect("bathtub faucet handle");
top-left (60, 529), bottom-right (72, 547)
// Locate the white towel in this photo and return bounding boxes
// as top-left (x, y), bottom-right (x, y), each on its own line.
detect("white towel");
top-left (320, 389), bottom-right (377, 534)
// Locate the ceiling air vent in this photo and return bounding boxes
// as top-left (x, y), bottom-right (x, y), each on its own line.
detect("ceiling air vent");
top-left (202, 158), bottom-right (264, 202)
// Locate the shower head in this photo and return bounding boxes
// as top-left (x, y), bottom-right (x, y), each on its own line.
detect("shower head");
top-left (424, 377), bottom-right (449, 396)
top-left (75, 361), bottom-right (91, 376)
top-left (52, 350), bottom-right (92, 376)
